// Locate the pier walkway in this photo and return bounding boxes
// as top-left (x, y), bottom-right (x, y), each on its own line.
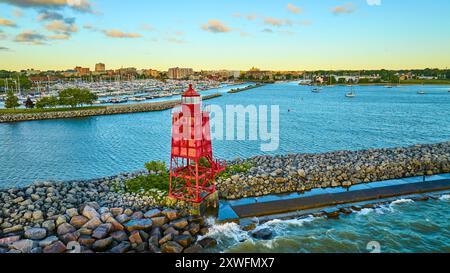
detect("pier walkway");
top-left (218, 173), bottom-right (450, 221)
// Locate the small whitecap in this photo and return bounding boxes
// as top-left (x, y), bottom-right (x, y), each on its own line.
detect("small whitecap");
top-left (439, 194), bottom-right (450, 201)
top-left (200, 222), bottom-right (250, 245)
top-left (357, 208), bottom-right (374, 216)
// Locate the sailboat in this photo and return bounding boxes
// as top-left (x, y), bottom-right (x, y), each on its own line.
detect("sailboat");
top-left (346, 85), bottom-right (356, 98)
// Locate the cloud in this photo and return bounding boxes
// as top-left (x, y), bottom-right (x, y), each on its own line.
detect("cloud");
top-left (13, 9), bottom-right (24, 17)
top-left (48, 33), bottom-right (70, 40)
top-left (201, 19), bottom-right (231, 33)
top-left (45, 20), bottom-right (77, 33)
top-left (38, 10), bottom-right (62, 20)
top-left (262, 28), bottom-right (273, 33)
top-left (263, 17), bottom-right (293, 27)
top-left (0, 0), bottom-right (93, 12)
top-left (367, 0), bottom-right (381, 6)
top-left (0, 46), bottom-right (10, 51)
top-left (332, 3), bottom-right (356, 15)
top-left (103, 29), bottom-right (142, 38)
top-left (14, 30), bottom-right (47, 45)
top-left (0, 18), bottom-right (17, 27)
top-left (233, 13), bottom-right (257, 21)
top-left (0, 30), bottom-right (6, 39)
top-left (287, 3), bottom-right (302, 14)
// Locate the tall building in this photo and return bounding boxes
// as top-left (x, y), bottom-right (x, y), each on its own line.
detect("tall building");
top-left (74, 66), bottom-right (90, 76)
top-left (168, 67), bottom-right (194, 80)
top-left (95, 63), bottom-right (106, 72)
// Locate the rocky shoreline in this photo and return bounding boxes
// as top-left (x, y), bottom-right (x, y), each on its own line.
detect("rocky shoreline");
top-left (0, 172), bottom-right (216, 253)
top-left (217, 142), bottom-right (450, 199)
top-left (0, 93), bottom-right (222, 123)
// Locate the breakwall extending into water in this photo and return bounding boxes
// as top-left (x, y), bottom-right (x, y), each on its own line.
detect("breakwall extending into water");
top-left (0, 93), bottom-right (222, 123)
top-left (227, 84), bottom-right (265, 94)
top-left (217, 142), bottom-right (450, 199)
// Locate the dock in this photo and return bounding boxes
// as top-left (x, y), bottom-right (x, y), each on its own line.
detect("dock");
top-left (218, 175), bottom-right (450, 220)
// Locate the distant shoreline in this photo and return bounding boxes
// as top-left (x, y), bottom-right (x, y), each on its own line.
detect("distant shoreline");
top-left (0, 93), bottom-right (222, 123)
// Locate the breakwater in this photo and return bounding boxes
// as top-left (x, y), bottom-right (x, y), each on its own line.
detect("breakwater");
top-left (217, 142), bottom-right (450, 199)
top-left (0, 171), bottom-right (216, 253)
top-left (0, 93), bottom-right (222, 123)
top-left (227, 84), bottom-right (265, 94)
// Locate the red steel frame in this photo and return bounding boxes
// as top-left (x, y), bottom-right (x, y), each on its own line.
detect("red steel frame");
top-left (169, 85), bottom-right (226, 203)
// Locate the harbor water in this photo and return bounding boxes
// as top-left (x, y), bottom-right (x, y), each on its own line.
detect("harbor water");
top-left (1, 82), bottom-right (450, 253)
top-left (1, 83), bottom-right (450, 187)
top-left (205, 195), bottom-right (450, 253)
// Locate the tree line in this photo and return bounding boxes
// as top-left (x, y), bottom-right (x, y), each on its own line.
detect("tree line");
top-left (3, 88), bottom-right (98, 110)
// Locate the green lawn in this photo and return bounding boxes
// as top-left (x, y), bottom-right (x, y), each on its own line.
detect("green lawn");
top-left (400, 79), bottom-right (450, 85)
top-left (0, 106), bottom-right (106, 114)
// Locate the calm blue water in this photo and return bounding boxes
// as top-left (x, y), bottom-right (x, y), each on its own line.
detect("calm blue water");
top-left (206, 195), bottom-right (450, 253)
top-left (1, 83), bottom-right (450, 188)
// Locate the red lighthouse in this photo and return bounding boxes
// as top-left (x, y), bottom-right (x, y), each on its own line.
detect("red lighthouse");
top-left (169, 84), bottom-right (226, 203)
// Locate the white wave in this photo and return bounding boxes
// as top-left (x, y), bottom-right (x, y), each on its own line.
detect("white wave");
top-left (356, 208), bottom-right (374, 216)
top-left (201, 221), bottom-right (250, 245)
top-left (439, 194), bottom-right (450, 201)
top-left (257, 215), bottom-right (319, 235)
top-left (390, 198), bottom-right (414, 206)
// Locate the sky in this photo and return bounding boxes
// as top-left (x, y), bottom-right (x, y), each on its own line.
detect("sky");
top-left (0, 0), bottom-right (449, 71)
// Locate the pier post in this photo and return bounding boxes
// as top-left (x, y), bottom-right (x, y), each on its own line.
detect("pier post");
top-left (188, 192), bottom-right (219, 217)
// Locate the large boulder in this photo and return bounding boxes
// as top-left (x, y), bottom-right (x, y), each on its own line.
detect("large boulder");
top-left (124, 219), bottom-right (152, 232)
top-left (24, 228), bottom-right (47, 240)
top-left (161, 241), bottom-right (183, 253)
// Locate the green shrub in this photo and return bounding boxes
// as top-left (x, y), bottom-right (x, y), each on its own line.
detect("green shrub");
top-left (125, 173), bottom-right (169, 193)
top-left (144, 160), bottom-right (167, 173)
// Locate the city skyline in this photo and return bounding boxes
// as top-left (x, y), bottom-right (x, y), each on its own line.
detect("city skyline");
top-left (1, 0), bottom-right (450, 71)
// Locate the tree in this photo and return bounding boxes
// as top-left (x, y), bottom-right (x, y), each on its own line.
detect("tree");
top-left (36, 96), bottom-right (59, 109)
top-left (59, 88), bottom-right (97, 108)
top-left (24, 97), bottom-right (35, 109)
top-left (4, 90), bottom-right (20, 109)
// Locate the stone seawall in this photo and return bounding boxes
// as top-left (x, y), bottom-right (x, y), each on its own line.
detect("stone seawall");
top-left (0, 93), bottom-right (222, 123)
top-left (217, 142), bottom-right (450, 199)
top-left (227, 84), bottom-right (265, 94)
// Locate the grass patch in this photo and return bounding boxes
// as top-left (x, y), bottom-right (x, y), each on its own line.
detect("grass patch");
top-left (219, 162), bottom-right (254, 179)
top-left (0, 106), bottom-right (106, 114)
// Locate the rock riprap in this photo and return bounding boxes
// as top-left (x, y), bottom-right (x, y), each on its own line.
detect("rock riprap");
top-left (217, 142), bottom-right (450, 199)
top-left (0, 203), bottom-right (215, 253)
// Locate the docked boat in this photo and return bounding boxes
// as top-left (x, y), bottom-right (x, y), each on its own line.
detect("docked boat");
top-left (109, 97), bottom-right (128, 104)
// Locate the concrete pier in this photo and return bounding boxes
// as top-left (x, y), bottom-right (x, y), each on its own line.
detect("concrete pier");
top-left (218, 174), bottom-right (450, 220)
